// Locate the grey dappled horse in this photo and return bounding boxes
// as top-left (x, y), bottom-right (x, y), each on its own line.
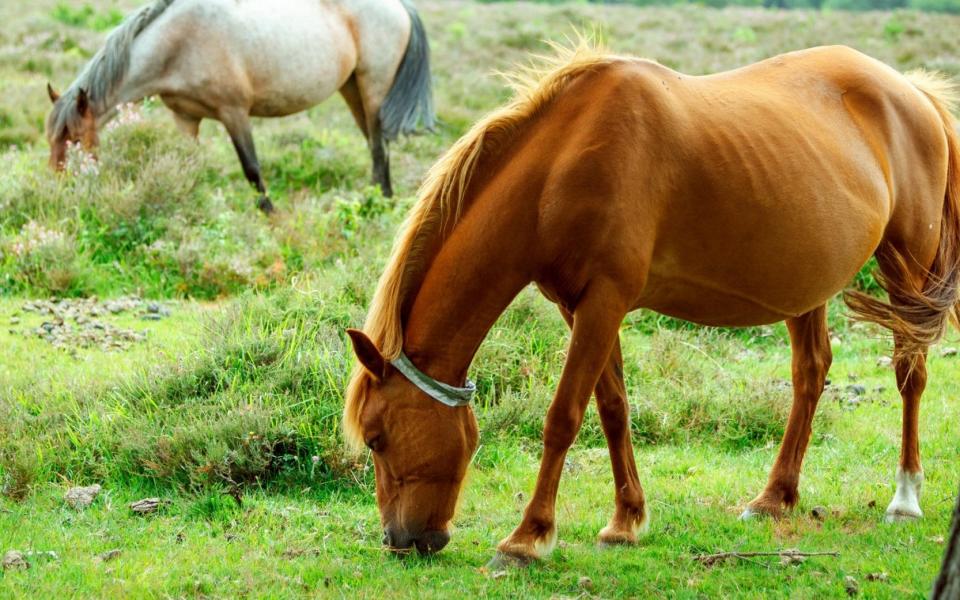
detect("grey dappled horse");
top-left (46, 0), bottom-right (436, 212)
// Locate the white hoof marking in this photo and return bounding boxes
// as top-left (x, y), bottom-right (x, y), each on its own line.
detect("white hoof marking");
top-left (533, 526), bottom-right (558, 557)
top-left (636, 510), bottom-right (651, 536)
top-left (885, 468), bottom-right (923, 523)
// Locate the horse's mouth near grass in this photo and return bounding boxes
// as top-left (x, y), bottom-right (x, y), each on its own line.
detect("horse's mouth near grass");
top-left (383, 529), bottom-right (450, 556)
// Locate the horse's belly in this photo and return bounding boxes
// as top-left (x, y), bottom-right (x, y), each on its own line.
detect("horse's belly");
top-left (638, 193), bottom-right (886, 327)
top-left (238, 4), bottom-right (356, 115)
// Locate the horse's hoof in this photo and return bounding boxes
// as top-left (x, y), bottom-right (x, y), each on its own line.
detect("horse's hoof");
top-left (486, 551), bottom-right (533, 571)
top-left (885, 509), bottom-right (922, 523)
top-left (257, 196), bottom-right (275, 214)
top-left (740, 506), bottom-right (777, 521)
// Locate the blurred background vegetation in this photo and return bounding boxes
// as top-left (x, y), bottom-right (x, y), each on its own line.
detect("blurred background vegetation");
top-left (481, 0), bottom-right (960, 13)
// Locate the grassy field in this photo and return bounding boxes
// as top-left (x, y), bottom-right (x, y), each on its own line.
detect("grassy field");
top-left (2, 0), bottom-right (960, 597)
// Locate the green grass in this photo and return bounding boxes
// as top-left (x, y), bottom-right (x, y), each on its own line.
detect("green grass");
top-left (1, 308), bottom-right (959, 597)
top-left (1, 0), bottom-right (960, 597)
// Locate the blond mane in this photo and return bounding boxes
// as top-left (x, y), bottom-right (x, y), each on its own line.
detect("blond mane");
top-left (343, 37), bottom-right (622, 448)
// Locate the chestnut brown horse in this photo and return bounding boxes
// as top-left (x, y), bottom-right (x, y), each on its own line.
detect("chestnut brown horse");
top-left (45, 0), bottom-right (435, 212)
top-left (345, 42), bottom-right (960, 563)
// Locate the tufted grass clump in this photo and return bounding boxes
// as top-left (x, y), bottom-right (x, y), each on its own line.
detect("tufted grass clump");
top-left (0, 284), bottom-right (374, 496)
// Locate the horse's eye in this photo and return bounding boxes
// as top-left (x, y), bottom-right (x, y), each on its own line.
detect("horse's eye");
top-left (365, 435), bottom-right (383, 452)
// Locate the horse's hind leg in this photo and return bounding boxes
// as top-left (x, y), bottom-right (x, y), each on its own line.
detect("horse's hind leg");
top-left (743, 305), bottom-right (831, 520)
top-left (886, 333), bottom-right (926, 522)
top-left (340, 74), bottom-right (369, 140)
top-left (353, 73), bottom-right (393, 198)
top-left (559, 308), bottom-right (647, 545)
top-left (220, 110), bottom-right (273, 214)
top-left (853, 229), bottom-right (943, 521)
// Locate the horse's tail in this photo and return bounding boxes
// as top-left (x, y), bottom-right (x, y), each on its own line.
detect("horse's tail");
top-left (380, 0), bottom-right (436, 141)
top-left (844, 71), bottom-right (960, 360)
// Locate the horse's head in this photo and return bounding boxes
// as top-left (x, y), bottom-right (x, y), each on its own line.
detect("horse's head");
top-left (45, 84), bottom-right (98, 171)
top-left (346, 329), bottom-right (479, 556)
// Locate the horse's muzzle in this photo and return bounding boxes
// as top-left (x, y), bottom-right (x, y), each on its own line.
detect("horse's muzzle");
top-left (383, 526), bottom-right (450, 556)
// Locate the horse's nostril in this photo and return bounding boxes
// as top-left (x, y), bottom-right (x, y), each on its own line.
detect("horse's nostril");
top-left (383, 527), bottom-right (414, 552)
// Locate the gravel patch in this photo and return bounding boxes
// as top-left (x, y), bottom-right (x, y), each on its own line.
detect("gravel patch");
top-left (7, 296), bottom-right (172, 352)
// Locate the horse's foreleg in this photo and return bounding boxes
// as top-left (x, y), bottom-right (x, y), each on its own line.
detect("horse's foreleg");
top-left (886, 334), bottom-right (927, 522)
top-left (594, 341), bottom-right (648, 545)
top-left (559, 308), bottom-right (647, 545)
top-left (221, 112), bottom-right (273, 214)
top-left (743, 305), bottom-right (831, 520)
top-left (491, 281), bottom-right (628, 566)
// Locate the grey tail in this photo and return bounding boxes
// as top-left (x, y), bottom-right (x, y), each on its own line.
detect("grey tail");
top-left (379, 0), bottom-right (436, 141)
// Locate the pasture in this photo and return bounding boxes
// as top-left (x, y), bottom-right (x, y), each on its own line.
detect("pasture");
top-left (1, 0), bottom-right (959, 597)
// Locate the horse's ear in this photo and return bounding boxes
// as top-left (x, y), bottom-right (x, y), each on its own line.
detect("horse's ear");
top-left (76, 88), bottom-right (90, 115)
top-left (347, 329), bottom-right (386, 379)
top-left (47, 83), bottom-right (60, 104)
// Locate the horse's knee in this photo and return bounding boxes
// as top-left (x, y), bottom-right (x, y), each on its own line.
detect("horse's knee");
top-left (596, 395), bottom-right (629, 438)
top-left (542, 408), bottom-right (583, 450)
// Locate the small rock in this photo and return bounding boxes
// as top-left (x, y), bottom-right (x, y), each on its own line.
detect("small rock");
top-left (140, 314), bottom-right (162, 321)
top-left (65, 484), bottom-right (101, 509)
top-left (811, 506), bottom-right (828, 521)
top-left (845, 384), bottom-right (866, 396)
top-left (844, 575), bottom-right (859, 596)
top-left (2, 550), bottom-right (28, 571)
top-left (9, 317), bottom-right (19, 325)
top-left (129, 498), bottom-right (164, 515)
top-left (491, 569), bottom-right (508, 580)
top-left (578, 576), bottom-right (593, 590)
top-left (940, 347), bottom-right (958, 357)
top-left (876, 356), bottom-right (893, 368)
top-left (866, 572), bottom-right (888, 582)
top-left (780, 549), bottom-right (806, 566)
top-left (146, 303), bottom-right (161, 314)
top-left (95, 549), bottom-right (121, 563)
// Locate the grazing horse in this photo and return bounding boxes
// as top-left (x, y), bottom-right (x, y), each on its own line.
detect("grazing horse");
top-left (344, 42), bottom-right (960, 564)
top-left (45, 0), bottom-right (435, 212)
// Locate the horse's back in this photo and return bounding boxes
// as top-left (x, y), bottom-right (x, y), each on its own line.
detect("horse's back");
top-left (531, 47), bottom-right (948, 325)
top-left (129, 0), bottom-right (410, 117)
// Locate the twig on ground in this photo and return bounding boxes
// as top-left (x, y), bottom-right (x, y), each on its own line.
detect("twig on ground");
top-left (694, 549), bottom-right (839, 567)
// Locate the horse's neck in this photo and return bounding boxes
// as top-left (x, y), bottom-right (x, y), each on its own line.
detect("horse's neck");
top-left (87, 26), bottom-right (166, 126)
top-left (402, 199), bottom-right (536, 385)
